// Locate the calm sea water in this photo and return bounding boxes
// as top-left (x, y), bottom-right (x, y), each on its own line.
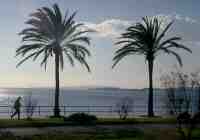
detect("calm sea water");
top-left (0, 88), bottom-right (198, 118)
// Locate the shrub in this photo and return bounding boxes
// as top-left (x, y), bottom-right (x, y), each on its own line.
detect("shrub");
top-left (64, 113), bottom-right (97, 124)
top-left (177, 111), bottom-right (200, 140)
top-left (49, 115), bottom-right (65, 119)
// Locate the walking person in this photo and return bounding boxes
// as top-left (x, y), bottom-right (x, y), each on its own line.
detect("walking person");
top-left (11, 96), bottom-right (22, 120)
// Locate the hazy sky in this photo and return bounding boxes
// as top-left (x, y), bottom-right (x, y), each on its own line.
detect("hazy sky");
top-left (0, 0), bottom-right (199, 88)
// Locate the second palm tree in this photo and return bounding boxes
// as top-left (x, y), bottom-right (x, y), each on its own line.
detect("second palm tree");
top-left (113, 17), bottom-right (192, 117)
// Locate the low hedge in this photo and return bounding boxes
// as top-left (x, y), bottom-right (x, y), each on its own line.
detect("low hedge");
top-left (64, 113), bottom-right (97, 125)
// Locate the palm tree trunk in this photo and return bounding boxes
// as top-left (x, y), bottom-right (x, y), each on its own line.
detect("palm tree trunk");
top-left (148, 59), bottom-right (154, 117)
top-left (54, 52), bottom-right (60, 117)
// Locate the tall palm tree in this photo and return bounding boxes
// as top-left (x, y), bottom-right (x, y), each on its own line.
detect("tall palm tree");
top-left (112, 16), bottom-right (192, 117)
top-left (16, 4), bottom-right (92, 117)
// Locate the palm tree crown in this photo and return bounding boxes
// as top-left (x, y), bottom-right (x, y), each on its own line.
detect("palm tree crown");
top-left (113, 17), bottom-right (191, 68)
top-left (16, 4), bottom-right (91, 71)
top-left (113, 16), bottom-right (192, 117)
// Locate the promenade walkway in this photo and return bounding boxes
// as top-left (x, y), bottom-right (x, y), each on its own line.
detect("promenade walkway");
top-left (0, 124), bottom-right (178, 136)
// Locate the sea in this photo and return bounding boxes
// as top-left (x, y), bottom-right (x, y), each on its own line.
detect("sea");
top-left (0, 87), bottom-right (198, 118)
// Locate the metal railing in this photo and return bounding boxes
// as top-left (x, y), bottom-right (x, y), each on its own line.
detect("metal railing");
top-left (0, 105), bottom-right (116, 118)
top-left (0, 105), bottom-right (169, 118)
top-left (0, 104), bottom-right (196, 118)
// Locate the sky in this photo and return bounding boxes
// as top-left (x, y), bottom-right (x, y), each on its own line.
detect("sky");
top-left (0, 0), bottom-right (199, 88)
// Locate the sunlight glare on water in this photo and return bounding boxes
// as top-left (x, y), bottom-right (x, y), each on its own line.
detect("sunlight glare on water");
top-left (0, 88), bottom-right (19, 105)
top-left (0, 89), bottom-right (9, 104)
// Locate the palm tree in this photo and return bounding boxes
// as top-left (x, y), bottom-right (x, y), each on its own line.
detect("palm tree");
top-left (16, 4), bottom-right (92, 117)
top-left (112, 16), bottom-right (192, 117)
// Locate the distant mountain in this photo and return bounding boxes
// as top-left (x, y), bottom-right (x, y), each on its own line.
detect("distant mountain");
top-left (89, 87), bottom-right (121, 91)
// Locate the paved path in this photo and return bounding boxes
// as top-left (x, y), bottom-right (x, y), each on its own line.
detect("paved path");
top-left (0, 124), bottom-right (179, 136)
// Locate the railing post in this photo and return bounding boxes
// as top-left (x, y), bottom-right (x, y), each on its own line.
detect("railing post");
top-left (132, 101), bottom-right (134, 117)
top-left (8, 97), bottom-right (10, 116)
top-left (88, 106), bottom-right (90, 114)
top-left (8, 106), bottom-right (9, 116)
top-left (38, 106), bottom-right (40, 116)
top-left (110, 106), bottom-right (112, 118)
top-left (64, 106), bottom-right (66, 116)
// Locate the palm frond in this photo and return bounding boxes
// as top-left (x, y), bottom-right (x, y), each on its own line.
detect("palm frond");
top-left (53, 4), bottom-right (62, 24)
top-left (67, 44), bottom-right (91, 57)
top-left (16, 44), bottom-right (44, 56)
top-left (64, 11), bottom-right (77, 28)
top-left (33, 47), bottom-right (48, 61)
top-left (169, 42), bottom-right (192, 53)
top-left (156, 20), bottom-right (174, 44)
top-left (158, 37), bottom-right (182, 48)
top-left (112, 48), bottom-right (137, 68)
top-left (40, 50), bottom-right (50, 70)
top-left (62, 23), bottom-right (83, 40)
top-left (161, 48), bottom-right (183, 66)
top-left (75, 55), bottom-right (91, 72)
top-left (16, 51), bottom-right (40, 67)
top-left (63, 49), bottom-right (74, 66)
top-left (42, 7), bottom-right (57, 27)
top-left (67, 37), bottom-right (91, 46)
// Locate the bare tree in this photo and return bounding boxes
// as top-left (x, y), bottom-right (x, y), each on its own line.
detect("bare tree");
top-left (115, 97), bottom-right (133, 120)
top-left (176, 71), bottom-right (191, 113)
top-left (160, 72), bottom-right (177, 115)
top-left (23, 93), bottom-right (38, 120)
top-left (161, 69), bottom-right (200, 140)
top-left (161, 70), bottom-right (195, 116)
top-left (190, 71), bottom-right (200, 112)
top-left (177, 112), bottom-right (200, 140)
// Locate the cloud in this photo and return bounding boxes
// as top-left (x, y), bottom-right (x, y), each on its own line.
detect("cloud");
top-left (81, 14), bottom-right (198, 39)
top-left (82, 19), bottom-right (133, 38)
top-left (152, 14), bottom-right (173, 29)
top-left (155, 14), bottom-right (199, 25)
top-left (175, 14), bottom-right (198, 24)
